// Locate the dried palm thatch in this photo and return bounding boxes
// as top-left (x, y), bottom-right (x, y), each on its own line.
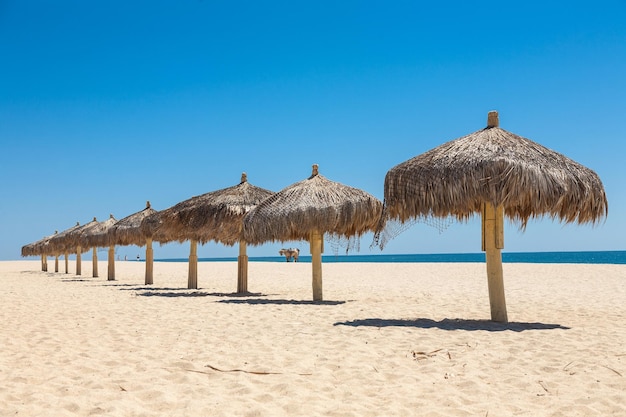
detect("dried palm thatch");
top-left (141, 174), bottom-right (274, 290)
top-left (377, 111), bottom-right (608, 323)
top-left (21, 231), bottom-right (56, 257)
top-left (104, 201), bottom-right (159, 284)
top-left (76, 214), bottom-right (118, 279)
top-left (243, 165), bottom-right (383, 244)
top-left (145, 173), bottom-right (274, 246)
top-left (108, 201), bottom-right (157, 247)
top-left (22, 231), bottom-right (58, 272)
top-left (380, 111), bottom-right (608, 231)
top-left (48, 218), bottom-right (99, 276)
top-left (21, 241), bottom-right (36, 257)
top-left (47, 223), bottom-right (80, 274)
top-left (48, 221), bottom-right (85, 256)
top-left (243, 164), bottom-right (382, 301)
top-left (60, 217), bottom-right (100, 251)
top-left (79, 214), bottom-right (118, 249)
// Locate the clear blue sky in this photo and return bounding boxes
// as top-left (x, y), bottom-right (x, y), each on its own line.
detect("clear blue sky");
top-left (1, 1), bottom-right (624, 261)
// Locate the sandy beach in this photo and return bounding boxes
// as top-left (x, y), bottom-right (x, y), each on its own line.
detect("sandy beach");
top-left (1, 259), bottom-right (624, 416)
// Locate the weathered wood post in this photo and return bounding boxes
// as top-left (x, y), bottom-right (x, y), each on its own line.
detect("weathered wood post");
top-left (188, 239), bottom-right (198, 289)
top-left (237, 240), bottom-right (248, 293)
top-left (145, 237), bottom-right (154, 285)
top-left (481, 110), bottom-right (508, 323)
top-left (64, 252), bottom-right (69, 274)
top-left (482, 201), bottom-right (507, 323)
top-left (54, 255), bottom-right (59, 273)
top-left (310, 230), bottom-right (323, 301)
top-left (107, 246), bottom-right (115, 281)
top-left (41, 255), bottom-right (47, 272)
top-left (76, 247), bottom-right (82, 275)
top-left (92, 247), bottom-right (98, 277)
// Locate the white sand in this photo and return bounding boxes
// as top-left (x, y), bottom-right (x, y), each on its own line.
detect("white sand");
top-left (1, 259), bottom-right (625, 416)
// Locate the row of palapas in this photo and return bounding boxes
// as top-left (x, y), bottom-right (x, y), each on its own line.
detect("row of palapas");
top-left (22, 111), bottom-right (608, 323)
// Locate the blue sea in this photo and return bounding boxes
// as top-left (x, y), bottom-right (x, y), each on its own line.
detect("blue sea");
top-left (158, 250), bottom-right (626, 265)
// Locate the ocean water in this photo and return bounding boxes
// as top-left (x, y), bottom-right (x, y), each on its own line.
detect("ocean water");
top-left (158, 250), bottom-right (626, 265)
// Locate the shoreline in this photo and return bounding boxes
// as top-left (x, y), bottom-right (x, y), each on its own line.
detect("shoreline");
top-left (2, 260), bottom-right (625, 416)
top-left (17, 247), bottom-right (626, 266)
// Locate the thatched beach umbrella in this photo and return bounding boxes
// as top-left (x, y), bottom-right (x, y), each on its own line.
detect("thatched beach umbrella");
top-left (64, 217), bottom-right (98, 277)
top-left (378, 111), bottom-right (608, 322)
top-left (22, 235), bottom-right (44, 270)
top-left (48, 221), bottom-right (87, 274)
top-left (20, 241), bottom-right (38, 266)
top-left (21, 231), bottom-right (57, 272)
top-left (142, 173), bottom-right (274, 291)
top-left (79, 214), bottom-right (118, 280)
top-left (70, 217), bottom-right (98, 277)
top-left (243, 164), bottom-right (383, 301)
top-left (106, 201), bottom-right (157, 284)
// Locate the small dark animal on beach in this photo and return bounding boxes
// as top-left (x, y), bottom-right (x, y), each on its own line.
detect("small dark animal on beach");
top-left (279, 248), bottom-right (300, 262)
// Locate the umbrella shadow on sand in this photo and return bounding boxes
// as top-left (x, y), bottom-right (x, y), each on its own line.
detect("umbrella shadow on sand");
top-left (116, 285), bottom-right (192, 290)
top-left (98, 283), bottom-right (142, 287)
top-left (334, 318), bottom-right (570, 332)
top-left (20, 271), bottom-right (64, 278)
top-left (219, 298), bottom-right (347, 306)
top-left (61, 278), bottom-right (98, 282)
top-left (134, 290), bottom-right (269, 298)
top-left (137, 290), bottom-right (219, 298)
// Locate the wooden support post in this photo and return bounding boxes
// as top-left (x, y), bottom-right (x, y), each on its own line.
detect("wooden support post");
top-left (237, 240), bottom-right (248, 293)
top-left (188, 239), bottom-right (198, 289)
top-left (482, 202), bottom-right (508, 322)
top-left (64, 253), bottom-right (69, 274)
top-left (107, 246), bottom-right (115, 281)
top-left (76, 247), bottom-right (82, 275)
top-left (92, 247), bottom-right (98, 278)
top-left (145, 238), bottom-right (154, 285)
top-left (54, 256), bottom-right (59, 273)
top-left (310, 230), bottom-right (323, 301)
top-left (41, 255), bottom-right (46, 272)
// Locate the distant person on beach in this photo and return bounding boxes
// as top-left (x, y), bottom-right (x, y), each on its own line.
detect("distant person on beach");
top-left (136, 255), bottom-right (140, 261)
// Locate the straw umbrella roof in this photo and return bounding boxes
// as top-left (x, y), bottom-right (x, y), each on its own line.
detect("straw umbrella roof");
top-left (79, 214), bottom-right (118, 249)
top-left (243, 164), bottom-right (383, 244)
top-left (59, 217), bottom-right (102, 251)
top-left (21, 231), bottom-right (57, 257)
top-left (21, 241), bottom-right (36, 257)
top-left (143, 173), bottom-right (274, 246)
top-left (48, 221), bottom-right (86, 255)
top-left (381, 111), bottom-right (608, 229)
top-left (21, 238), bottom-right (40, 257)
top-left (106, 201), bottom-right (157, 247)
